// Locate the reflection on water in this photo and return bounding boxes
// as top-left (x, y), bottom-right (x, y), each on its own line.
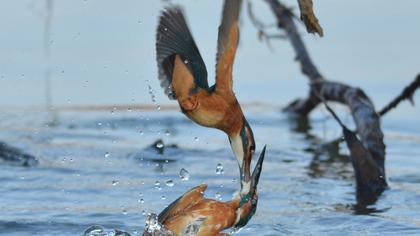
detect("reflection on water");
top-left (286, 112), bottom-right (391, 209)
top-left (0, 108), bottom-right (420, 235)
top-left (0, 141), bottom-right (38, 167)
top-left (286, 115), bottom-right (352, 180)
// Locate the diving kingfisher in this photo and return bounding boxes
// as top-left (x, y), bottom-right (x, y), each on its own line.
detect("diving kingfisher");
top-left (143, 146), bottom-right (266, 236)
top-left (156, 1), bottom-right (255, 192)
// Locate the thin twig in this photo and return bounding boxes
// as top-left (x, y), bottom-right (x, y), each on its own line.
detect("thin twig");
top-left (247, 1), bottom-right (288, 51)
top-left (379, 74), bottom-right (420, 116)
top-left (312, 87), bottom-right (344, 128)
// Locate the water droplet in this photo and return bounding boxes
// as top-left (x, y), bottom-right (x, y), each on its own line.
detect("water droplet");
top-left (165, 130), bottom-right (171, 136)
top-left (165, 180), bottom-right (174, 187)
top-left (139, 199), bottom-right (145, 204)
top-left (216, 163), bottom-right (224, 175)
top-left (156, 141), bottom-right (164, 149)
top-left (161, 195), bottom-right (166, 200)
top-left (122, 209), bottom-right (128, 215)
top-left (184, 59), bottom-right (189, 64)
top-left (215, 192), bottom-right (222, 200)
top-left (147, 84), bottom-right (157, 103)
top-left (139, 130), bottom-right (144, 135)
top-left (104, 152), bottom-right (110, 158)
top-left (112, 180), bottom-right (119, 186)
top-left (164, 27), bottom-right (168, 31)
top-left (157, 105), bottom-right (161, 111)
top-left (179, 168), bottom-right (190, 181)
top-left (155, 181), bottom-right (162, 190)
top-left (194, 137), bottom-right (199, 142)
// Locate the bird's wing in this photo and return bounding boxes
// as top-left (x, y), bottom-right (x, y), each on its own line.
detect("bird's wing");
top-left (215, 0), bottom-right (242, 92)
top-left (158, 184), bottom-right (208, 224)
top-left (156, 6), bottom-right (209, 99)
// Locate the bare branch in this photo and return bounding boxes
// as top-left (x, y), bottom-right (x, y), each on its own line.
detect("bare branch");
top-left (283, 92), bottom-right (319, 116)
top-left (312, 89), bottom-right (345, 128)
top-left (319, 96), bottom-right (387, 205)
top-left (247, 1), bottom-right (283, 51)
top-left (297, 0), bottom-right (323, 37)
top-left (265, 0), bottom-right (323, 82)
top-left (247, 1), bottom-right (265, 31)
top-left (264, 0), bottom-right (387, 204)
top-left (379, 74), bottom-right (420, 116)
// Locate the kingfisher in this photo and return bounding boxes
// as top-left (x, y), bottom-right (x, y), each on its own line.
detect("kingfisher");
top-left (156, 0), bottom-right (255, 193)
top-left (143, 146), bottom-right (266, 236)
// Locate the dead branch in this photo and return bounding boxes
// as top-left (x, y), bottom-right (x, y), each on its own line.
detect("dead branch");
top-left (265, 0), bottom-right (323, 82)
top-left (0, 141), bottom-right (38, 167)
top-left (247, 1), bottom-right (287, 51)
top-left (297, 0), bottom-right (323, 37)
top-left (262, 0), bottom-right (387, 204)
top-left (379, 74), bottom-right (420, 116)
top-left (316, 92), bottom-right (387, 204)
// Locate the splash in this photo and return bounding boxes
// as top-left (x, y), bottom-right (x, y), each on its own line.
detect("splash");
top-left (83, 225), bottom-right (131, 236)
top-left (144, 213), bottom-right (175, 236)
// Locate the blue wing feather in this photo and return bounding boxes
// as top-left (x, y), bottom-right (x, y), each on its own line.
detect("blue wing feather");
top-left (156, 6), bottom-right (209, 99)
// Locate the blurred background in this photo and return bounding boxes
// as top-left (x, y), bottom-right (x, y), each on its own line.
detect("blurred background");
top-left (1, 0), bottom-right (419, 109)
top-left (1, 1), bottom-right (419, 235)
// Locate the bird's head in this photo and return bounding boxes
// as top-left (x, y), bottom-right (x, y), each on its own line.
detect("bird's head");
top-left (234, 145), bottom-right (266, 229)
top-left (229, 118), bottom-right (255, 192)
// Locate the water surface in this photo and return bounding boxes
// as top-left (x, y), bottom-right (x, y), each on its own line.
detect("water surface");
top-left (0, 104), bottom-right (419, 235)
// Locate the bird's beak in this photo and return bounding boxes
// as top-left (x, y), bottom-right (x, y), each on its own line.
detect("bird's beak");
top-left (249, 145), bottom-right (266, 197)
top-left (234, 145), bottom-right (266, 229)
top-left (241, 145), bottom-right (253, 184)
top-left (239, 120), bottom-right (255, 187)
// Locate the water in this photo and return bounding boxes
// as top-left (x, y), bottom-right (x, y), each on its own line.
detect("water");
top-left (0, 0), bottom-right (420, 235)
top-left (0, 103), bottom-right (419, 235)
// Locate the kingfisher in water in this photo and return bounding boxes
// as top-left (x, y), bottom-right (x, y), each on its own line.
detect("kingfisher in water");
top-left (156, 0), bottom-right (255, 193)
top-left (143, 146), bottom-right (266, 236)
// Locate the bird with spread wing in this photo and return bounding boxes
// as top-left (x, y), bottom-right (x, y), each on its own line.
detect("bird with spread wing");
top-left (143, 147), bottom-right (266, 236)
top-left (156, 0), bottom-right (255, 191)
